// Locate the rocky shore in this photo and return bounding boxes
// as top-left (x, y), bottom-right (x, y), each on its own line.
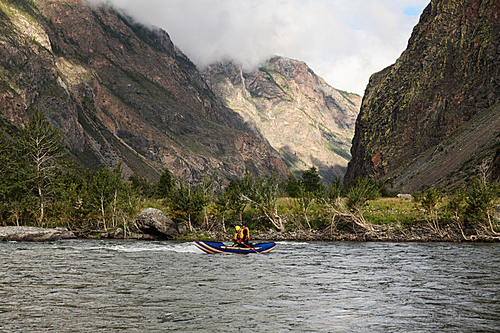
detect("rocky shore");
top-left (2, 224), bottom-right (499, 243)
top-left (174, 223), bottom-right (500, 243)
top-left (254, 228), bottom-right (500, 243)
top-left (0, 226), bottom-right (76, 242)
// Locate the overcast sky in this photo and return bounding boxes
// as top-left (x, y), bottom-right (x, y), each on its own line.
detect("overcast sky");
top-left (90, 0), bottom-right (430, 95)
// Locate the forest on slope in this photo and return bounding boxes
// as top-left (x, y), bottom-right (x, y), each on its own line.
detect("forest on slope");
top-left (1, 0), bottom-right (499, 242)
top-left (1, 111), bottom-right (499, 242)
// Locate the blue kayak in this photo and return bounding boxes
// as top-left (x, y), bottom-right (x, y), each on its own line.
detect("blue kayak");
top-left (193, 241), bottom-right (276, 254)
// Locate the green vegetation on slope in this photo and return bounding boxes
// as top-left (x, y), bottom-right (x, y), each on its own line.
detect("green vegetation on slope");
top-left (1, 114), bottom-right (498, 242)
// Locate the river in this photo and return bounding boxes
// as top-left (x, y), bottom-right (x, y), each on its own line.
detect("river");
top-left (0, 240), bottom-right (499, 332)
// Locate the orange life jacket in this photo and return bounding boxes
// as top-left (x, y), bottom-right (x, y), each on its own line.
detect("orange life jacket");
top-left (241, 226), bottom-right (249, 241)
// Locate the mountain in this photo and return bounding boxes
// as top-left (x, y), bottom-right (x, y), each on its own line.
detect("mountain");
top-left (0, 0), bottom-right (288, 184)
top-left (345, 0), bottom-right (500, 192)
top-left (202, 57), bottom-right (361, 182)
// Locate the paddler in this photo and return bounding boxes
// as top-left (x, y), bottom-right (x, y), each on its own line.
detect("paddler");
top-left (240, 221), bottom-right (250, 246)
top-left (231, 225), bottom-right (243, 246)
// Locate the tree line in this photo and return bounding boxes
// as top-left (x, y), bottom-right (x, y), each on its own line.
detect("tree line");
top-left (0, 111), bottom-right (138, 232)
top-left (1, 111), bottom-right (499, 240)
top-left (0, 110), bottom-right (386, 233)
top-left (413, 170), bottom-right (500, 239)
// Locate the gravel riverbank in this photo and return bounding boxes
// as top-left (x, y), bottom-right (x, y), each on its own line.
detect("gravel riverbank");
top-left (2, 225), bottom-right (499, 243)
top-left (0, 226), bottom-right (76, 242)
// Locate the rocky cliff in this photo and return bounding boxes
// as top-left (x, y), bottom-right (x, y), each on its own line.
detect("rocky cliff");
top-left (0, 0), bottom-right (288, 183)
top-left (346, 0), bottom-right (500, 192)
top-left (202, 57), bottom-right (361, 182)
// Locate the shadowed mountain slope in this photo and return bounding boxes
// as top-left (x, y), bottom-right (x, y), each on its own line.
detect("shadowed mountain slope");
top-left (346, 0), bottom-right (500, 192)
top-left (0, 0), bottom-right (288, 184)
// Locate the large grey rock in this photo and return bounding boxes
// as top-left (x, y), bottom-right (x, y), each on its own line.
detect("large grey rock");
top-left (0, 226), bottom-right (76, 242)
top-left (135, 208), bottom-right (179, 239)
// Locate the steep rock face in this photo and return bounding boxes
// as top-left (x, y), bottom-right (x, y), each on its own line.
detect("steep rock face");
top-left (202, 57), bottom-right (361, 182)
top-left (0, 0), bottom-right (288, 183)
top-left (346, 0), bottom-right (500, 191)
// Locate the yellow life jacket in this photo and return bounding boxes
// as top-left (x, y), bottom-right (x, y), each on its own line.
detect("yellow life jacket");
top-left (233, 226), bottom-right (243, 242)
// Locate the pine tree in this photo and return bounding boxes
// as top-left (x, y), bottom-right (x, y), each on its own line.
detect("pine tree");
top-left (156, 168), bottom-right (175, 199)
top-left (301, 166), bottom-right (324, 194)
top-left (282, 172), bottom-right (301, 198)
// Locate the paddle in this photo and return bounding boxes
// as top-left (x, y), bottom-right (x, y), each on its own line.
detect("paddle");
top-left (238, 240), bottom-right (259, 254)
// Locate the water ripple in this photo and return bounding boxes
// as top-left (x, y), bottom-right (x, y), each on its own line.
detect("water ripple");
top-left (0, 241), bottom-right (499, 332)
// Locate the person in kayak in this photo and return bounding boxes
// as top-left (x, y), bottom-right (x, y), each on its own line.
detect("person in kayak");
top-left (240, 221), bottom-right (250, 246)
top-left (232, 226), bottom-right (243, 246)
top-left (231, 222), bottom-right (251, 247)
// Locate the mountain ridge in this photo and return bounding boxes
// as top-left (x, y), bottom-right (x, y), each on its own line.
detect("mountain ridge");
top-left (0, 0), bottom-right (289, 184)
top-left (202, 57), bottom-right (361, 182)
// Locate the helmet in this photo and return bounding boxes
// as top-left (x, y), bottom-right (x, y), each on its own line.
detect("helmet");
top-left (241, 220), bottom-right (246, 226)
top-left (235, 226), bottom-right (241, 231)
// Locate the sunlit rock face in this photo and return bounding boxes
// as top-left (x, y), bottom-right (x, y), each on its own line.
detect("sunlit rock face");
top-left (203, 57), bottom-right (361, 182)
top-left (346, 0), bottom-right (500, 192)
top-left (0, 0), bottom-right (288, 184)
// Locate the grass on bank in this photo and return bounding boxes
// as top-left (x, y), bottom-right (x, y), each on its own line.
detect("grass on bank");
top-left (209, 195), bottom-right (500, 237)
top-left (363, 197), bottom-right (419, 227)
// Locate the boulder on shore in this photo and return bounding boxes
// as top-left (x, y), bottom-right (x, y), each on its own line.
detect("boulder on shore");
top-left (0, 226), bottom-right (76, 242)
top-left (135, 208), bottom-right (179, 239)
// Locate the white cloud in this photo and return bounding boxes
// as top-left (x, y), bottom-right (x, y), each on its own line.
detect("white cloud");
top-left (88, 0), bottom-right (429, 95)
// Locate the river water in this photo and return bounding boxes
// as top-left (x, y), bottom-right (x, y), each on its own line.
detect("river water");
top-left (0, 240), bottom-right (499, 332)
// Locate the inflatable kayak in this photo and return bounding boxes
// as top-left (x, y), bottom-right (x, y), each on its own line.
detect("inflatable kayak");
top-left (193, 241), bottom-right (276, 254)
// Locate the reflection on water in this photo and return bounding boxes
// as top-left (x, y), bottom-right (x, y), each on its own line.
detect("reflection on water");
top-left (0, 240), bottom-right (499, 332)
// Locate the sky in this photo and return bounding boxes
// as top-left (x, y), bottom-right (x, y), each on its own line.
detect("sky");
top-left (89, 0), bottom-right (430, 95)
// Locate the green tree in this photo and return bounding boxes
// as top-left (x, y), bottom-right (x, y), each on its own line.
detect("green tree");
top-left (199, 172), bottom-right (216, 228)
top-left (322, 177), bottom-right (346, 233)
top-left (156, 168), bottom-right (175, 199)
top-left (296, 186), bottom-right (316, 230)
top-left (301, 166), bottom-right (324, 194)
top-left (326, 177), bottom-right (345, 200)
top-left (446, 184), bottom-right (469, 239)
top-left (51, 165), bottom-right (89, 226)
top-left (446, 184), bottom-right (466, 223)
top-left (1, 156), bottom-right (33, 226)
top-left (86, 163), bottom-right (125, 231)
top-left (292, 167), bottom-right (326, 230)
top-left (0, 127), bottom-right (12, 223)
top-left (226, 168), bottom-right (254, 222)
top-left (110, 161), bottom-right (125, 229)
top-left (214, 189), bottom-right (231, 232)
top-left (87, 166), bottom-right (112, 230)
top-left (0, 123), bottom-right (35, 225)
top-left (282, 172), bottom-right (301, 198)
top-left (0, 126), bottom-right (9, 176)
top-left (129, 173), bottom-right (154, 197)
top-left (170, 179), bottom-right (204, 232)
top-left (417, 187), bottom-right (443, 236)
top-left (245, 174), bottom-right (285, 232)
top-left (323, 177), bottom-right (380, 232)
top-left (345, 178), bottom-right (380, 215)
top-left (116, 179), bottom-right (140, 239)
top-left (464, 178), bottom-right (500, 233)
top-left (14, 110), bottom-right (66, 225)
